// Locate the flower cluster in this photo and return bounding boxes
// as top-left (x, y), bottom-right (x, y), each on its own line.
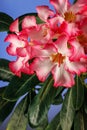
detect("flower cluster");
top-left (5, 0), bottom-right (87, 87)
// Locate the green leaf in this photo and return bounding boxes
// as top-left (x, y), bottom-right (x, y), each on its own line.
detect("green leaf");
top-left (60, 89), bottom-right (75, 130)
top-left (0, 87), bottom-right (6, 96)
top-left (0, 59), bottom-right (14, 82)
top-left (52, 94), bottom-right (63, 105)
top-left (0, 12), bottom-right (13, 32)
top-left (45, 113), bottom-right (62, 130)
top-left (83, 87), bottom-right (87, 114)
top-left (28, 75), bottom-right (64, 127)
top-left (36, 115), bottom-right (48, 130)
top-left (0, 87), bottom-right (16, 124)
top-left (72, 76), bottom-right (84, 110)
top-left (74, 108), bottom-right (87, 130)
top-left (0, 100), bottom-right (16, 124)
top-left (3, 74), bottom-right (39, 101)
top-left (83, 110), bottom-right (87, 129)
top-left (52, 87), bottom-right (64, 106)
top-left (36, 15), bottom-right (44, 24)
top-left (0, 99), bottom-right (16, 124)
top-left (74, 110), bottom-right (85, 130)
top-left (80, 73), bottom-right (87, 88)
top-left (6, 97), bottom-right (28, 130)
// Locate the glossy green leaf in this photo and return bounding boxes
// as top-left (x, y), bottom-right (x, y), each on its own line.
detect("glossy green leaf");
top-left (0, 87), bottom-right (16, 124)
top-left (45, 113), bottom-right (62, 130)
top-left (36, 15), bottom-right (44, 24)
top-left (60, 89), bottom-right (75, 130)
top-left (74, 111), bottom-right (85, 130)
top-left (83, 87), bottom-right (87, 114)
top-left (81, 72), bottom-right (87, 79)
top-left (84, 104), bottom-right (87, 114)
top-left (6, 97), bottom-right (28, 130)
top-left (0, 12), bottom-right (13, 32)
top-left (72, 76), bottom-right (84, 110)
top-left (0, 59), bottom-right (14, 82)
top-left (35, 115), bottom-right (48, 130)
top-left (3, 74), bottom-right (39, 101)
top-left (80, 73), bottom-right (87, 88)
top-left (28, 76), bottom-right (64, 127)
top-left (74, 109), bottom-right (87, 130)
top-left (52, 86), bottom-right (64, 105)
top-left (0, 87), bottom-right (6, 96)
top-left (36, 127), bottom-right (45, 130)
top-left (0, 99), bottom-right (16, 124)
top-left (28, 76), bottom-right (53, 127)
top-left (52, 94), bottom-right (63, 105)
top-left (83, 110), bottom-right (87, 129)
top-left (24, 90), bottom-right (36, 116)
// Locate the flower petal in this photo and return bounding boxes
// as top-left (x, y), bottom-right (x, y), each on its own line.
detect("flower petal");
top-left (16, 48), bottom-right (28, 57)
top-left (36, 6), bottom-right (54, 22)
top-left (31, 44), bottom-right (57, 58)
top-left (69, 39), bottom-right (87, 61)
top-left (50, 0), bottom-right (68, 14)
top-left (30, 58), bottom-right (53, 81)
top-left (29, 24), bottom-right (53, 43)
top-left (70, 0), bottom-right (87, 13)
top-left (9, 57), bottom-right (30, 76)
top-left (5, 34), bottom-right (26, 55)
top-left (52, 64), bottom-right (75, 87)
top-left (9, 58), bottom-right (24, 76)
top-left (9, 19), bottom-right (19, 32)
top-left (22, 16), bottom-right (37, 29)
top-left (59, 22), bottom-right (79, 36)
top-left (65, 57), bottom-right (87, 75)
top-left (55, 34), bottom-right (72, 56)
top-left (48, 16), bottom-right (64, 28)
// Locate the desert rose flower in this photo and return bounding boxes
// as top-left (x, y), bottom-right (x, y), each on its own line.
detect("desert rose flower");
top-left (29, 34), bottom-right (87, 87)
top-left (5, 0), bottom-right (87, 87)
top-left (4, 17), bottom-right (37, 76)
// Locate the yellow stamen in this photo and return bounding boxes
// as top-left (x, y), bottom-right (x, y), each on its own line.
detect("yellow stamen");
top-left (64, 11), bottom-right (76, 23)
top-left (51, 53), bottom-right (65, 66)
top-left (42, 28), bottom-right (48, 37)
top-left (77, 34), bottom-right (87, 46)
top-left (29, 42), bottom-right (34, 46)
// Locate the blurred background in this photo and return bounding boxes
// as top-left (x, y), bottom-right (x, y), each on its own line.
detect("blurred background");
top-left (0, 0), bottom-right (74, 130)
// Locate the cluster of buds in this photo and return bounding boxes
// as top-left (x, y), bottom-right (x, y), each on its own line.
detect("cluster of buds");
top-left (5, 0), bottom-right (87, 87)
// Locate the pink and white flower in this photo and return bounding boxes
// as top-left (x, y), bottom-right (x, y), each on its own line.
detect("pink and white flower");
top-left (5, 1), bottom-right (87, 87)
top-left (5, 33), bottom-right (32, 76)
top-left (50, 0), bottom-right (87, 23)
top-left (29, 34), bottom-right (87, 87)
top-left (4, 17), bottom-right (35, 76)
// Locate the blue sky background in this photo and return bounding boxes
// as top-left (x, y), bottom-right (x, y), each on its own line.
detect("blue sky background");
top-left (0, 0), bottom-right (74, 130)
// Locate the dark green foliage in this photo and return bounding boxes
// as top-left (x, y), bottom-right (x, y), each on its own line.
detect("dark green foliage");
top-left (0, 12), bottom-right (13, 32)
top-left (3, 74), bottom-right (40, 101)
top-left (0, 59), bottom-right (14, 82)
